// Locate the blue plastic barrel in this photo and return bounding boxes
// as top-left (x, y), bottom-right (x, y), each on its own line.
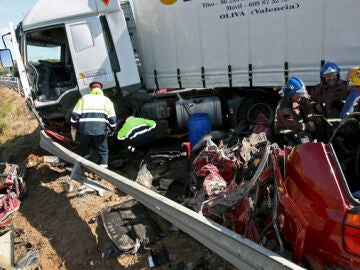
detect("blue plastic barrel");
top-left (188, 113), bottom-right (211, 148)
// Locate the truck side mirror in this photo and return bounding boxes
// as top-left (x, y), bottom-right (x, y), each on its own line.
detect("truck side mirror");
top-left (0, 49), bottom-right (14, 68)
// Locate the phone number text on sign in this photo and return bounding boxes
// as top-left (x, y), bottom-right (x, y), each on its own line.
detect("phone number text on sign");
top-left (201, 0), bottom-right (299, 19)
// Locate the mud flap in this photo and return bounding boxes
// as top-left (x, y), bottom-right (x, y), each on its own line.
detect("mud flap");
top-left (101, 199), bottom-right (163, 254)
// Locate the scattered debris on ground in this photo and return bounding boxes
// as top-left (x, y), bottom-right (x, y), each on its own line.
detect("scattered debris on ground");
top-left (0, 86), bottom-right (232, 270)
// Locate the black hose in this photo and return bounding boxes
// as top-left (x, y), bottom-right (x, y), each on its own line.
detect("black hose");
top-left (356, 145), bottom-right (360, 178)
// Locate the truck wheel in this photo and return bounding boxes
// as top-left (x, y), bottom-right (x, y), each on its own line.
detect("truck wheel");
top-left (237, 98), bottom-right (276, 125)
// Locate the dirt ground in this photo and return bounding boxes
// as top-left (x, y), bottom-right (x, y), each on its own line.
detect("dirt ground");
top-left (0, 86), bottom-right (232, 270)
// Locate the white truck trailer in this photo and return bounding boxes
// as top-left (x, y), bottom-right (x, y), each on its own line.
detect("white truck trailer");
top-left (1, 0), bottom-right (360, 135)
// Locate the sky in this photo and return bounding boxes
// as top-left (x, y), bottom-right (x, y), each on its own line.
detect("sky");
top-left (0, 0), bottom-right (38, 49)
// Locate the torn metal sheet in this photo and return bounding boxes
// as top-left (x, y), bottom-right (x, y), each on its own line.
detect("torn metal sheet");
top-left (135, 164), bottom-right (154, 189)
top-left (14, 249), bottom-right (40, 269)
top-left (0, 229), bottom-right (14, 269)
top-left (70, 162), bottom-right (110, 196)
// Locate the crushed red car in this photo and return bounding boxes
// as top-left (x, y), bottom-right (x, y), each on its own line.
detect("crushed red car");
top-left (185, 113), bottom-right (360, 270)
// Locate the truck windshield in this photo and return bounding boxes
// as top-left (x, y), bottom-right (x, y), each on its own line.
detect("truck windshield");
top-left (25, 27), bottom-right (64, 65)
top-left (23, 26), bottom-right (76, 101)
top-left (27, 45), bottom-right (61, 64)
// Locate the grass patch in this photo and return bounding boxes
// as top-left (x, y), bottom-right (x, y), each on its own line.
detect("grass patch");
top-left (0, 99), bottom-right (13, 143)
top-left (0, 88), bottom-right (37, 142)
top-left (0, 86), bottom-right (40, 161)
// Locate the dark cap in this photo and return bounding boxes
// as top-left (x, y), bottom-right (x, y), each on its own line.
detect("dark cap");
top-left (89, 81), bottom-right (103, 89)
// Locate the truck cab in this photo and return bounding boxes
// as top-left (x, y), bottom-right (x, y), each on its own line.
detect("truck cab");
top-left (12, 0), bottom-right (140, 126)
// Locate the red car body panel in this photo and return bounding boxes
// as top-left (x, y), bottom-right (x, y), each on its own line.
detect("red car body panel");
top-left (273, 142), bottom-right (360, 269)
top-left (206, 140), bottom-right (360, 269)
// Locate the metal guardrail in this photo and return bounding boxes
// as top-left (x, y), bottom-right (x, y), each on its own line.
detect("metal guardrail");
top-left (0, 76), bottom-right (19, 88)
top-left (39, 130), bottom-right (305, 270)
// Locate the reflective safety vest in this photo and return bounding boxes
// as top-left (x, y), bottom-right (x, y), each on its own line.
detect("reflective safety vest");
top-left (71, 88), bottom-right (116, 135)
top-left (117, 116), bottom-right (156, 141)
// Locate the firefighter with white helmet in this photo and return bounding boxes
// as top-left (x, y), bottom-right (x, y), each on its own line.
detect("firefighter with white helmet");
top-left (310, 62), bottom-right (349, 118)
top-left (274, 77), bottom-right (316, 145)
top-left (70, 82), bottom-right (117, 168)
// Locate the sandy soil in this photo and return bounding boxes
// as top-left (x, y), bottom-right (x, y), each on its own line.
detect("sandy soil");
top-left (0, 86), bottom-right (232, 270)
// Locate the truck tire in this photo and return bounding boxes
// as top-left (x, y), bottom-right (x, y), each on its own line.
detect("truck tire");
top-left (237, 97), bottom-right (276, 125)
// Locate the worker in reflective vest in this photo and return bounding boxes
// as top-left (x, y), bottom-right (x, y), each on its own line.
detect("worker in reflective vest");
top-left (117, 116), bottom-right (156, 154)
top-left (71, 82), bottom-right (116, 168)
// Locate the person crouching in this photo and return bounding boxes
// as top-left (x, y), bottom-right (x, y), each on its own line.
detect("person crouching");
top-left (117, 116), bottom-right (157, 154)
